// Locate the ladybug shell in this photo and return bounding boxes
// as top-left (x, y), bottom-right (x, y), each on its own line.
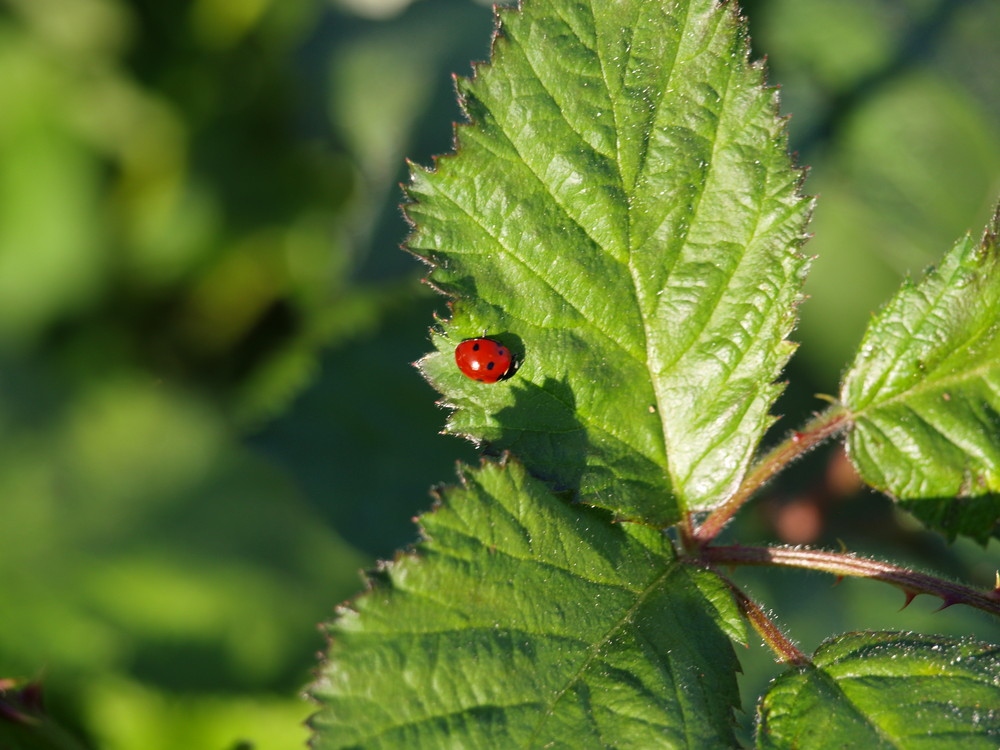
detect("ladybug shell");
top-left (454, 337), bottom-right (513, 383)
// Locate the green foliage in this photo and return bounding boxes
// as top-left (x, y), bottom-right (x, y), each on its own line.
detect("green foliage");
top-left (843, 209), bottom-right (1000, 543)
top-left (410, 0), bottom-right (811, 525)
top-left (0, 0), bottom-right (358, 418)
top-left (0, 0), bottom-right (479, 746)
top-left (758, 632), bottom-right (1000, 749)
top-left (2, 0), bottom-right (1000, 747)
top-left (767, 1), bottom-right (1000, 383)
top-left (312, 459), bottom-right (744, 749)
top-left (312, 0), bottom-right (1000, 747)
top-left (0, 372), bottom-right (365, 747)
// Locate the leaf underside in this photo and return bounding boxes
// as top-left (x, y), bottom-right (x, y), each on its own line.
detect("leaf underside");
top-left (407, 0), bottom-right (812, 525)
top-left (310, 459), bottom-right (743, 749)
top-left (757, 631), bottom-right (1000, 749)
top-left (842, 206), bottom-right (1000, 543)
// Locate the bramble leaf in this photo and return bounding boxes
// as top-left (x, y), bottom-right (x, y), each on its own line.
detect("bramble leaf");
top-left (757, 631), bottom-right (1000, 749)
top-left (841, 206), bottom-right (1000, 543)
top-left (407, 0), bottom-right (811, 525)
top-left (310, 459), bottom-right (744, 749)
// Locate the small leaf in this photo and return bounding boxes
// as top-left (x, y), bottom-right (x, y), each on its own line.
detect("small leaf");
top-left (310, 459), bottom-right (743, 749)
top-left (757, 631), bottom-right (1000, 749)
top-left (841, 205), bottom-right (1000, 542)
top-left (407, 0), bottom-right (811, 524)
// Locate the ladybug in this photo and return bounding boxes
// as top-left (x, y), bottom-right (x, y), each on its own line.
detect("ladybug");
top-left (454, 337), bottom-right (513, 383)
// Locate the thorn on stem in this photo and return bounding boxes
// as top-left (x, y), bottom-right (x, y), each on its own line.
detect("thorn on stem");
top-left (935, 598), bottom-right (959, 612)
top-left (899, 591), bottom-right (917, 610)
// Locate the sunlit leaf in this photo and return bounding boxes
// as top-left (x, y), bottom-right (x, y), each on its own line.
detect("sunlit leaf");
top-left (758, 631), bottom-right (1000, 749)
top-left (842, 206), bottom-right (1000, 542)
top-left (407, 0), bottom-right (811, 525)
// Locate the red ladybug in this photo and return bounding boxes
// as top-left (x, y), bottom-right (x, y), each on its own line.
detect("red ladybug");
top-left (454, 337), bottom-right (513, 383)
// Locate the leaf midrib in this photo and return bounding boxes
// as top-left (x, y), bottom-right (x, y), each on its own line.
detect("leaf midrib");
top-left (809, 668), bottom-right (904, 749)
top-left (526, 561), bottom-right (685, 747)
top-left (428, 178), bottom-right (671, 469)
top-left (851, 234), bottom-right (986, 410)
top-left (852, 335), bottom-right (1000, 419)
top-left (589, 0), bottom-right (694, 503)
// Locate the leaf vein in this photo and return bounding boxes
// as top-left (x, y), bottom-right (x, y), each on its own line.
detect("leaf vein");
top-left (812, 668), bottom-right (906, 748)
top-left (526, 563), bottom-right (684, 745)
top-left (430, 175), bottom-right (640, 360)
top-left (860, 256), bottom-right (970, 407)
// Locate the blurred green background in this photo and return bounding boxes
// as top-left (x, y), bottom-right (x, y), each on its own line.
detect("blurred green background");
top-left (0, 0), bottom-right (997, 747)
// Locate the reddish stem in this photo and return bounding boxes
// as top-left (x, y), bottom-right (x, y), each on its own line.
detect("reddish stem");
top-left (717, 574), bottom-right (809, 665)
top-left (693, 407), bottom-right (850, 544)
top-left (702, 544), bottom-right (1000, 618)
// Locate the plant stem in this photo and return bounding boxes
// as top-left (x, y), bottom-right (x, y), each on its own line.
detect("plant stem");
top-left (702, 544), bottom-right (1000, 618)
top-left (715, 574), bottom-right (809, 665)
top-left (692, 406), bottom-right (850, 544)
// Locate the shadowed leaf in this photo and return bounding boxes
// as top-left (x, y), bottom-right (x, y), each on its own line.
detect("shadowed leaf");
top-left (310, 459), bottom-right (743, 748)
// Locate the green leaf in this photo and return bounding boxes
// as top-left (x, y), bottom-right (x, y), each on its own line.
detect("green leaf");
top-left (310, 459), bottom-right (744, 749)
top-left (841, 206), bottom-right (1000, 543)
top-left (407, 0), bottom-right (812, 525)
top-left (757, 631), bottom-right (1000, 749)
